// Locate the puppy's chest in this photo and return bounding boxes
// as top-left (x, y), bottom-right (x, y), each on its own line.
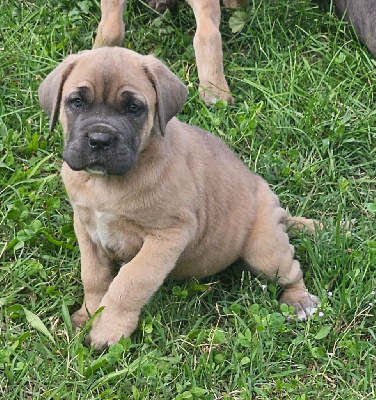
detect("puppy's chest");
top-left (78, 208), bottom-right (143, 260)
top-left (91, 210), bottom-right (116, 249)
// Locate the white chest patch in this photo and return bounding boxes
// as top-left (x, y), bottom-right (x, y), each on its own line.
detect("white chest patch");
top-left (89, 210), bottom-right (118, 251)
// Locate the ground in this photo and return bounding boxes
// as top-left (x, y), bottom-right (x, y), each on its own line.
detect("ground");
top-left (0, 0), bottom-right (375, 398)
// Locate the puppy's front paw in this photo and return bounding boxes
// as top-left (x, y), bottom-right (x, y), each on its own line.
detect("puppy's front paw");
top-left (279, 289), bottom-right (321, 321)
top-left (88, 309), bottom-right (139, 351)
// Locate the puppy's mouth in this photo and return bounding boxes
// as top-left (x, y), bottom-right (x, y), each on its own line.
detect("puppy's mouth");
top-left (63, 147), bottom-right (138, 176)
top-left (85, 164), bottom-right (108, 176)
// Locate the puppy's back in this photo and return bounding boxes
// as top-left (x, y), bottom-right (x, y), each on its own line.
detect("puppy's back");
top-left (165, 118), bottom-right (264, 278)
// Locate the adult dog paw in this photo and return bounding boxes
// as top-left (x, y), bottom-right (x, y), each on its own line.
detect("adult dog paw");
top-left (200, 86), bottom-right (234, 107)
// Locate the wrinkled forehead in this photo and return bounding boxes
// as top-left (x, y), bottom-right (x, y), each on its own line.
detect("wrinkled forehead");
top-left (63, 48), bottom-right (156, 103)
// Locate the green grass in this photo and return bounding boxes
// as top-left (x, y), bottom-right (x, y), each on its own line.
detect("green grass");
top-left (1, 0), bottom-right (375, 398)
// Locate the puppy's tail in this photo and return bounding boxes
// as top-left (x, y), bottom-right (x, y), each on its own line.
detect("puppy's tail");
top-left (287, 216), bottom-right (353, 234)
top-left (287, 216), bottom-right (323, 234)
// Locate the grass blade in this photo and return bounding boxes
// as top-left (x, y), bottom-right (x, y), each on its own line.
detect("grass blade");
top-left (23, 307), bottom-right (56, 344)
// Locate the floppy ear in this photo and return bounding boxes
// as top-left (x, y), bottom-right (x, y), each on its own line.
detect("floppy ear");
top-left (143, 55), bottom-right (188, 136)
top-left (38, 54), bottom-right (80, 132)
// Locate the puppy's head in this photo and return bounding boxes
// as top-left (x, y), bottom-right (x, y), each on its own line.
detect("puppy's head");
top-left (38, 47), bottom-right (187, 175)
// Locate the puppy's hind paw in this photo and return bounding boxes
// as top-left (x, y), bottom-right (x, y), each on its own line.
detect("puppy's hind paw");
top-left (279, 289), bottom-right (321, 321)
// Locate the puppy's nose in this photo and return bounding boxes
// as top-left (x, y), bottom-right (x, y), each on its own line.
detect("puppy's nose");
top-left (88, 132), bottom-right (113, 150)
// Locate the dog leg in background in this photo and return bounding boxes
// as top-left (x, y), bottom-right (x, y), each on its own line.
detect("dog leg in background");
top-left (187, 0), bottom-right (234, 105)
top-left (93, 0), bottom-right (126, 48)
top-left (242, 182), bottom-right (320, 320)
top-left (94, 0), bottom-right (235, 104)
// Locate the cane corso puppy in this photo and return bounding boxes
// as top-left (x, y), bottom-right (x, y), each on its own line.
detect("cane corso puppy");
top-left (38, 47), bottom-right (321, 349)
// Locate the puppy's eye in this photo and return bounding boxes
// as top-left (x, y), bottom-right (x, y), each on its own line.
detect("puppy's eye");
top-left (128, 104), bottom-right (140, 113)
top-left (70, 98), bottom-right (83, 108)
